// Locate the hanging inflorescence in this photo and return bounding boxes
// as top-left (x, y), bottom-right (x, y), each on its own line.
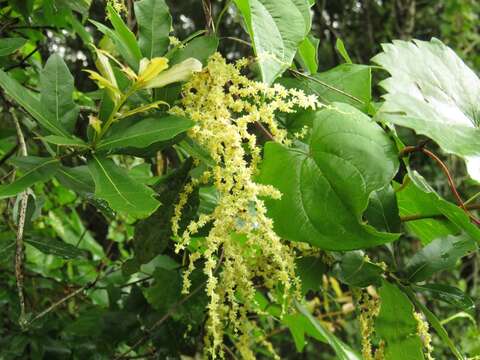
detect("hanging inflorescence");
top-left (170, 53), bottom-right (319, 358)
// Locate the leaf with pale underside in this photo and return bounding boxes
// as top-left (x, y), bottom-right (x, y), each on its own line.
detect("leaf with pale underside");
top-left (373, 38), bottom-right (480, 181)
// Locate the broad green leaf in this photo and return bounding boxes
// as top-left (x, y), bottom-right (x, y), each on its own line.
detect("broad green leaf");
top-left (25, 236), bottom-right (87, 259)
top-left (234, 0), bottom-right (311, 84)
top-left (135, 0), bottom-right (171, 58)
top-left (365, 185), bottom-right (401, 233)
top-left (56, 166), bottom-right (95, 196)
top-left (375, 281), bottom-right (425, 360)
top-left (296, 301), bottom-right (361, 359)
top-left (278, 63), bottom-right (371, 113)
top-left (0, 37), bottom-right (27, 56)
top-left (295, 256), bottom-right (327, 295)
top-left (413, 284), bottom-right (475, 312)
top-left (0, 70), bottom-right (69, 136)
top-left (40, 54), bottom-right (79, 133)
top-left (169, 35), bottom-right (219, 66)
top-left (405, 234), bottom-right (477, 283)
top-left (43, 135), bottom-right (88, 148)
top-left (296, 35), bottom-right (319, 74)
top-left (96, 115), bottom-right (193, 153)
top-left (396, 177), bottom-right (480, 244)
top-left (373, 39), bottom-right (480, 181)
top-left (283, 313), bottom-right (326, 352)
top-left (332, 251), bottom-right (384, 287)
top-left (87, 155), bottom-right (160, 219)
top-left (0, 157), bottom-right (60, 199)
top-left (258, 103), bottom-right (399, 250)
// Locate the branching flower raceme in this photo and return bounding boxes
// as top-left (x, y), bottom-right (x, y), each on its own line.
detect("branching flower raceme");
top-left (170, 53), bottom-right (320, 359)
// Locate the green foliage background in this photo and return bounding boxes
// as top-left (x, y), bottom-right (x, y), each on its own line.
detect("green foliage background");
top-left (0, 0), bottom-right (479, 359)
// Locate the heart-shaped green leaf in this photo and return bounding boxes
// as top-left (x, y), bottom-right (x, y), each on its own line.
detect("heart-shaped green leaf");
top-left (258, 103), bottom-right (399, 250)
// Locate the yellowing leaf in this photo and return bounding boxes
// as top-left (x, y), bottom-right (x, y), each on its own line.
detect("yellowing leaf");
top-left (144, 58), bottom-right (202, 89)
top-left (137, 57), bottom-right (169, 85)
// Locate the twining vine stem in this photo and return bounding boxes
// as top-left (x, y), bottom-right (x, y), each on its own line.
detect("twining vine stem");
top-left (400, 145), bottom-right (480, 226)
top-left (10, 109), bottom-right (28, 328)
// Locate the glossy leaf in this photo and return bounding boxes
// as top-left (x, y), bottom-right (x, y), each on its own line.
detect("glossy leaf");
top-left (56, 166), bottom-right (95, 196)
top-left (396, 177), bottom-right (480, 244)
top-left (373, 39), bottom-right (480, 181)
top-left (405, 233), bottom-right (477, 283)
top-left (0, 70), bottom-right (69, 136)
top-left (0, 157), bottom-right (60, 199)
top-left (413, 284), bottom-right (475, 311)
top-left (332, 251), bottom-right (384, 287)
top-left (0, 37), bottom-right (27, 56)
top-left (135, 0), bottom-right (171, 58)
top-left (365, 185), bottom-right (401, 233)
top-left (234, 0), bottom-right (311, 84)
top-left (87, 155), bottom-right (160, 219)
top-left (96, 115), bottom-right (193, 153)
top-left (375, 281), bottom-right (425, 360)
top-left (258, 103), bottom-right (399, 250)
top-left (40, 54), bottom-right (79, 133)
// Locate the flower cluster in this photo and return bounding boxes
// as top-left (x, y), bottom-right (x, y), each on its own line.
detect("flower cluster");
top-left (170, 53), bottom-right (319, 358)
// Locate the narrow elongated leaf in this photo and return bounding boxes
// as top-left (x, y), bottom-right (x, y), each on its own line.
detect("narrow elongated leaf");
top-left (404, 286), bottom-right (465, 360)
top-left (234, 0), bottom-right (311, 84)
top-left (413, 284), bottom-right (475, 312)
top-left (0, 70), bottom-right (68, 136)
top-left (87, 155), bottom-right (160, 219)
top-left (43, 135), bottom-right (88, 148)
top-left (0, 37), bottom-right (27, 56)
top-left (0, 157), bottom-right (60, 199)
top-left (96, 115), bottom-right (193, 152)
top-left (107, 4), bottom-right (142, 69)
top-left (373, 39), bottom-right (480, 181)
top-left (296, 35), bottom-right (319, 74)
top-left (375, 281), bottom-right (425, 360)
top-left (26, 236), bottom-right (87, 259)
top-left (40, 54), bottom-right (79, 133)
top-left (258, 103), bottom-right (399, 250)
top-left (135, 0), bottom-right (171, 58)
top-left (296, 301), bottom-right (361, 360)
top-left (405, 234), bottom-right (477, 283)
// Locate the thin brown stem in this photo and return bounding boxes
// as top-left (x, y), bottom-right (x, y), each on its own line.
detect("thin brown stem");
top-left (5, 46), bottom-right (39, 72)
top-left (400, 145), bottom-right (480, 226)
top-left (10, 109), bottom-right (28, 328)
top-left (202, 0), bottom-right (215, 34)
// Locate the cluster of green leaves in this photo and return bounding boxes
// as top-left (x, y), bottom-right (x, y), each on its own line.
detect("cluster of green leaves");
top-left (0, 0), bottom-right (479, 359)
